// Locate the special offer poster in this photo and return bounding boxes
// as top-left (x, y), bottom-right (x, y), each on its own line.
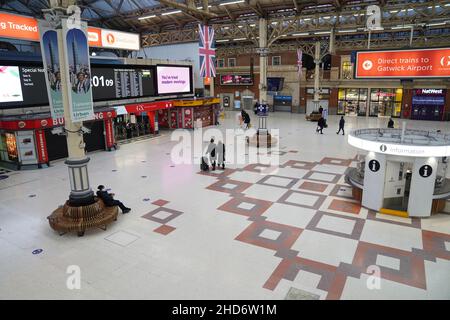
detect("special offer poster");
top-left (62, 18), bottom-right (94, 123)
top-left (39, 22), bottom-right (64, 119)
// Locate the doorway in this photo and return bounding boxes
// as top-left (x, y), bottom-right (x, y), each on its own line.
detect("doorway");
top-left (383, 161), bottom-right (413, 212)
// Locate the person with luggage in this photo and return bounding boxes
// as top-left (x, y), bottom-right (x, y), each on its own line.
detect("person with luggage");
top-left (216, 140), bottom-right (225, 170)
top-left (336, 116), bottom-right (345, 135)
top-left (206, 138), bottom-right (217, 171)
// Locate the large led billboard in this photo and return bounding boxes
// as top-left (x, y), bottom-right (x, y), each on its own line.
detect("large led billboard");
top-left (156, 65), bottom-right (193, 95)
top-left (355, 47), bottom-right (450, 79)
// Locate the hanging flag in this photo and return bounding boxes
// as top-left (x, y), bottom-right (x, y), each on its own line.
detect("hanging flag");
top-left (199, 24), bottom-right (216, 78)
top-left (297, 48), bottom-right (303, 78)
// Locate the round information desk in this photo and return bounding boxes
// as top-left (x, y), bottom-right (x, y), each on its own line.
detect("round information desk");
top-left (345, 128), bottom-right (450, 218)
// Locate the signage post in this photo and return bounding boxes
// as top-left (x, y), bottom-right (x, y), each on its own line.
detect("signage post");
top-left (41, 3), bottom-right (95, 207)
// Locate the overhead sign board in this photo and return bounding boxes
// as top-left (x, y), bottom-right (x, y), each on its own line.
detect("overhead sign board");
top-left (355, 48), bottom-right (450, 79)
top-left (0, 12), bottom-right (140, 51)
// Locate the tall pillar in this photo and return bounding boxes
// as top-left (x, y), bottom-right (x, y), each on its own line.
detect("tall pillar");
top-left (408, 157), bottom-right (438, 217)
top-left (259, 18), bottom-right (268, 104)
top-left (54, 7), bottom-right (94, 206)
top-left (313, 42), bottom-right (321, 111)
top-left (210, 77), bottom-right (215, 97)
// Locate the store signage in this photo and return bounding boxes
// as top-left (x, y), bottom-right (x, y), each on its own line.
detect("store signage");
top-left (0, 111), bottom-right (115, 131)
top-left (125, 101), bottom-right (173, 114)
top-left (368, 159), bottom-right (381, 172)
top-left (415, 89), bottom-right (444, 95)
top-left (90, 27), bottom-right (140, 51)
top-left (35, 129), bottom-right (48, 164)
top-left (0, 12), bottom-right (39, 41)
top-left (419, 165), bottom-right (433, 178)
top-left (0, 12), bottom-right (140, 50)
top-left (104, 118), bottom-right (114, 149)
top-left (355, 48), bottom-right (450, 78)
top-left (62, 18), bottom-right (94, 122)
top-left (348, 134), bottom-right (450, 157)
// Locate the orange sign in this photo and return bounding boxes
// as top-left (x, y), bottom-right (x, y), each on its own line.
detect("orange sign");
top-left (0, 12), bottom-right (39, 41)
top-left (0, 12), bottom-right (139, 50)
top-left (356, 48), bottom-right (450, 78)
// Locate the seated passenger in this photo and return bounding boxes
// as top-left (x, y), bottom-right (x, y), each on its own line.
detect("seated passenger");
top-left (96, 185), bottom-right (131, 214)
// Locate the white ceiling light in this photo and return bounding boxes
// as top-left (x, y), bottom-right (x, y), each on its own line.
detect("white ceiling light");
top-left (233, 38), bottom-right (246, 41)
top-left (292, 32), bottom-right (309, 36)
top-left (391, 25), bottom-right (413, 29)
top-left (220, 0), bottom-right (245, 6)
top-left (314, 31), bottom-right (331, 34)
top-left (216, 39), bottom-right (230, 42)
top-left (338, 29), bottom-right (357, 33)
top-left (162, 10), bottom-right (182, 16)
top-left (138, 14), bottom-right (156, 20)
top-left (427, 22), bottom-right (447, 26)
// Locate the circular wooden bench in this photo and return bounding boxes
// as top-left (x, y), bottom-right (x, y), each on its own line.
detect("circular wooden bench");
top-left (47, 198), bottom-right (118, 237)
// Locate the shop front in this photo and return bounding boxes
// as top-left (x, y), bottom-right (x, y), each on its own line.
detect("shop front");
top-left (0, 110), bottom-right (116, 169)
top-left (113, 101), bottom-right (173, 142)
top-left (411, 89), bottom-right (446, 121)
top-left (158, 98), bottom-right (220, 129)
top-left (337, 88), bottom-right (368, 116)
top-left (337, 88), bottom-right (403, 118)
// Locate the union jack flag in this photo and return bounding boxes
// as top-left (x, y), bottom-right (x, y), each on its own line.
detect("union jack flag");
top-left (199, 24), bottom-right (216, 78)
top-left (297, 48), bottom-right (303, 78)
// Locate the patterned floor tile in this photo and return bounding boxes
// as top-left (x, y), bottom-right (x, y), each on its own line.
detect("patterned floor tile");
top-left (306, 211), bottom-right (365, 240)
top-left (154, 225), bottom-right (176, 235)
top-left (320, 157), bottom-right (352, 167)
top-left (328, 199), bottom-right (361, 215)
top-left (142, 207), bottom-right (183, 224)
top-left (206, 179), bottom-right (252, 195)
top-left (218, 196), bottom-right (273, 218)
top-left (278, 190), bottom-right (326, 210)
top-left (257, 175), bottom-right (300, 189)
top-left (303, 171), bottom-right (342, 184)
top-left (299, 181), bottom-right (329, 193)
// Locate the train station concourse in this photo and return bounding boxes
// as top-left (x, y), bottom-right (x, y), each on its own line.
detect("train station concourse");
top-left (0, 0), bottom-right (450, 303)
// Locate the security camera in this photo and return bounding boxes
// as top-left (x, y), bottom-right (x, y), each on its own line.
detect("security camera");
top-left (51, 127), bottom-right (65, 135)
top-left (80, 126), bottom-right (91, 134)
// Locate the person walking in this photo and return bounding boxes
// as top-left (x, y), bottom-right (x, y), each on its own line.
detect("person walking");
top-left (206, 138), bottom-right (217, 171)
top-left (216, 140), bottom-right (225, 170)
top-left (337, 116), bottom-right (345, 135)
top-left (242, 110), bottom-right (251, 129)
top-left (317, 116), bottom-right (325, 134)
top-left (96, 185), bottom-right (131, 214)
top-left (319, 106), bottom-right (324, 116)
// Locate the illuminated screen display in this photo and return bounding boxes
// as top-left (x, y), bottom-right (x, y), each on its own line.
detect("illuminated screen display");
top-left (156, 65), bottom-right (192, 95)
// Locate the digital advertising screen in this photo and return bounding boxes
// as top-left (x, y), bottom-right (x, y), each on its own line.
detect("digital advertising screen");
top-left (355, 47), bottom-right (450, 79)
top-left (156, 65), bottom-right (192, 95)
top-left (219, 74), bottom-right (253, 85)
top-left (0, 65), bottom-right (48, 108)
top-left (267, 77), bottom-right (284, 91)
top-left (91, 65), bottom-right (155, 101)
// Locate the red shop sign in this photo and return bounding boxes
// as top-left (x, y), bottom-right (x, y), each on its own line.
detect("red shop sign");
top-left (125, 101), bottom-right (173, 114)
top-left (35, 129), bottom-right (48, 164)
top-left (0, 111), bottom-right (116, 130)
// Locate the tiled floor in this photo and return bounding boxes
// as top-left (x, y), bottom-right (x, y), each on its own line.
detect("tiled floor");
top-left (0, 112), bottom-right (449, 299)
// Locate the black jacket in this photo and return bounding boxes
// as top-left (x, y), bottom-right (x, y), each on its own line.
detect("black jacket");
top-left (318, 118), bottom-right (325, 128)
top-left (97, 190), bottom-right (114, 205)
top-left (339, 118), bottom-right (345, 128)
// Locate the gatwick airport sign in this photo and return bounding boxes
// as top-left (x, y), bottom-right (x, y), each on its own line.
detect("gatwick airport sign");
top-left (355, 48), bottom-right (450, 78)
top-left (0, 12), bottom-right (140, 51)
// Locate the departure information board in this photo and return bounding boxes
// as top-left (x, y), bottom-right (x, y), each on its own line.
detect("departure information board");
top-left (91, 66), bottom-right (155, 101)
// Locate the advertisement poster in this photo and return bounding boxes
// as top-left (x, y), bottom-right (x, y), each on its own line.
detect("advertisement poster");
top-left (62, 18), bottom-right (94, 122)
top-left (17, 131), bottom-right (37, 164)
top-left (156, 66), bottom-right (191, 95)
top-left (35, 130), bottom-right (48, 164)
top-left (356, 48), bottom-right (450, 78)
top-left (5, 133), bottom-right (18, 161)
top-left (39, 22), bottom-right (64, 119)
top-left (0, 66), bottom-right (23, 103)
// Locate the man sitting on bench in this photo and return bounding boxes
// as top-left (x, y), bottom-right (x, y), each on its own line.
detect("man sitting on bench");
top-left (97, 185), bottom-right (131, 214)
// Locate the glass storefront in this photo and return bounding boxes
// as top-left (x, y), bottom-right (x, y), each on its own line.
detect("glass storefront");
top-left (337, 88), bottom-right (368, 116)
top-left (369, 88), bottom-right (403, 118)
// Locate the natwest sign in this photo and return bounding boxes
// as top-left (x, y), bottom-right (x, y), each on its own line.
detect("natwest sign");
top-left (415, 89), bottom-right (445, 95)
top-left (355, 48), bottom-right (450, 79)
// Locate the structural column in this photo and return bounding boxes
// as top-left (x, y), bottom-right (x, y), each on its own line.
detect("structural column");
top-left (55, 12), bottom-right (95, 206)
top-left (259, 18), bottom-right (268, 104)
top-left (313, 41), bottom-right (321, 111)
